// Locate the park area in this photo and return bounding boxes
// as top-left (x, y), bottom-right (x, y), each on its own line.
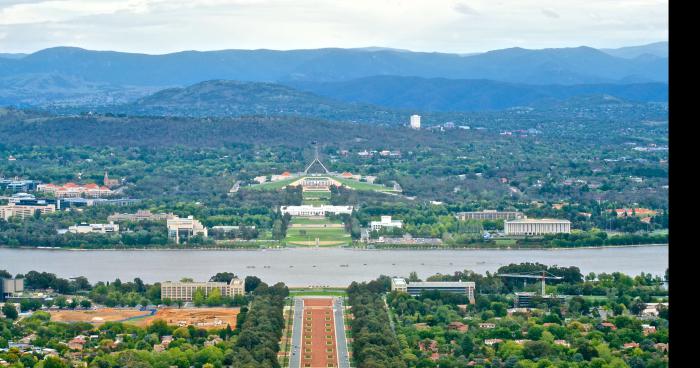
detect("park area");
top-left (49, 307), bottom-right (240, 330)
top-left (285, 217), bottom-right (350, 246)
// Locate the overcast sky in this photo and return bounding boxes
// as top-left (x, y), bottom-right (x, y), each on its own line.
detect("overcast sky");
top-left (0, 0), bottom-right (668, 54)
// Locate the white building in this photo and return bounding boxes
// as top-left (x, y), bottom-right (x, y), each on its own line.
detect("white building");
top-left (504, 218), bottom-right (571, 236)
top-left (279, 205), bottom-right (353, 217)
top-left (167, 216), bottom-right (208, 244)
top-left (391, 278), bottom-right (475, 303)
top-left (370, 216), bottom-right (403, 231)
top-left (68, 222), bottom-right (120, 234)
top-left (410, 115), bottom-right (421, 130)
top-left (161, 278), bottom-right (244, 301)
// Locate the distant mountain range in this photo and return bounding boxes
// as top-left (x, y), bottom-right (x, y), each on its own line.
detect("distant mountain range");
top-left (0, 42), bottom-right (667, 112)
top-left (600, 41), bottom-right (668, 59)
top-left (288, 76), bottom-right (667, 112)
top-left (94, 78), bottom-right (665, 124)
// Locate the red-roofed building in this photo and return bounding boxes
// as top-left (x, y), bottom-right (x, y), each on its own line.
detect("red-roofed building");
top-left (614, 208), bottom-right (658, 217)
top-left (38, 182), bottom-right (113, 198)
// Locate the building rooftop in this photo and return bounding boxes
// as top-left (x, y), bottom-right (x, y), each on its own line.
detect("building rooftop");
top-left (409, 281), bottom-right (475, 288)
top-left (506, 218), bottom-right (571, 224)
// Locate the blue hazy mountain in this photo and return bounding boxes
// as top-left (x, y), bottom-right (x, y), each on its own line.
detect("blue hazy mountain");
top-left (0, 43), bottom-right (667, 87)
top-left (287, 76), bottom-right (667, 112)
top-left (101, 78), bottom-right (666, 121)
top-left (601, 41), bottom-right (668, 59)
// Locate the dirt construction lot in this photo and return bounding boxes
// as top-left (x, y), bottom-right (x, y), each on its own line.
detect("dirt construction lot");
top-left (50, 308), bottom-right (150, 324)
top-left (50, 307), bottom-right (240, 330)
top-left (133, 308), bottom-right (240, 330)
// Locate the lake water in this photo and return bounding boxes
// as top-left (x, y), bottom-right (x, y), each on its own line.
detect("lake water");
top-left (0, 246), bottom-right (667, 287)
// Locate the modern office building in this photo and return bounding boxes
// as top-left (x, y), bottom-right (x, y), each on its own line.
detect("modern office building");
top-left (455, 210), bottom-right (525, 221)
top-left (504, 218), bottom-right (571, 236)
top-left (0, 179), bottom-right (41, 192)
top-left (410, 115), bottom-right (421, 130)
top-left (67, 222), bottom-right (120, 234)
top-left (370, 216), bottom-right (403, 231)
top-left (514, 292), bottom-right (535, 308)
top-left (0, 277), bottom-right (24, 301)
top-left (166, 216), bottom-right (208, 244)
top-left (0, 203), bottom-right (56, 220)
top-left (160, 278), bottom-right (244, 301)
top-left (279, 205), bottom-right (353, 217)
top-left (391, 278), bottom-right (475, 303)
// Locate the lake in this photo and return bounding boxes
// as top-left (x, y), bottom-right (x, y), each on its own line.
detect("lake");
top-left (0, 246), bottom-right (667, 287)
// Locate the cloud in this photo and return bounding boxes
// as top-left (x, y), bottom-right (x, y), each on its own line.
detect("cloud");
top-left (0, 0), bottom-right (669, 54)
top-left (541, 8), bottom-right (560, 19)
top-left (454, 1), bottom-right (479, 16)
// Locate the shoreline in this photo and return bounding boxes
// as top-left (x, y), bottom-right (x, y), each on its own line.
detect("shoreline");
top-left (0, 243), bottom-right (668, 252)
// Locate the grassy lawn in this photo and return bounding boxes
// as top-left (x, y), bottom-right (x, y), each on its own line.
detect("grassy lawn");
top-left (249, 177), bottom-right (298, 190)
top-left (285, 217), bottom-right (350, 245)
top-left (289, 289), bottom-right (348, 297)
top-left (334, 177), bottom-right (398, 192)
top-left (289, 217), bottom-right (338, 225)
top-left (302, 191), bottom-right (330, 205)
top-left (285, 227), bottom-right (350, 243)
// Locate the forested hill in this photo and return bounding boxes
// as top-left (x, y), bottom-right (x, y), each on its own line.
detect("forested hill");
top-left (66, 78), bottom-right (667, 121)
top-left (119, 80), bottom-right (401, 122)
top-left (288, 76), bottom-right (668, 112)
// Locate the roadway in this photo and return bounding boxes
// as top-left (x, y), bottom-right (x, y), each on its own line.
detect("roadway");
top-left (289, 298), bottom-right (304, 368)
top-left (333, 297), bottom-right (351, 368)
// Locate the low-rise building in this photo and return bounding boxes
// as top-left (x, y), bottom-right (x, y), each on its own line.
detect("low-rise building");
top-left (614, 208), bottom-right (658, 217)
top-left (160, 278), bottom-right (244, 301)
top-left (455, 210), bottom-right (524, 221)
top-left (279, 205), bottom-right (353, 217)
top-left (0, 203), bottom-right (56, 220)
top-left (108, 210), bottom-right (176, 222)
top-left (166, 216), bottom-right (207, 244)
top-left (514, 292), bottom-right (536, 308)
top-left (0, 179), bottom-right (41, 192)
top-left (504, 218), bottom-right (571, 236)
top-left (370, 216), bottom-right (403, 231)
top-left (371, 234), bottom-right (442, 246)
top-left (67, 222), bottom-right (120, 234)
top-left (1, 277), bottom-right (24, 301)
top-left (391, 278), bottom-right (475, 303)
top-left (37, 183), bottom-right (113, 198)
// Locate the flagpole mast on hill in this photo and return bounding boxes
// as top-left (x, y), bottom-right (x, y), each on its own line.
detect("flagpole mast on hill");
top-left (304, 141), bottom-right (330, 175)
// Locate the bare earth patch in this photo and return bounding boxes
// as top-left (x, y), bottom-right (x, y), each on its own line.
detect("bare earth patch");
top-left (132, 307), bottom-right (240, 330)
top-left (50, 308), bottom-right (150, 324)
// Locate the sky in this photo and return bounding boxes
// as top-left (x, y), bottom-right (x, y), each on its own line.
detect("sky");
top-left (0, 0), bottom-right (668, 54)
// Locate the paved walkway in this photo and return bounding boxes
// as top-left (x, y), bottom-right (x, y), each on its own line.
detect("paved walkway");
top-left (334, 298), bottom-right (351, 368)
top-left (289, 298), bottom-right (304, 368)
top-left (288, 297), bottom-right (350, 368)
